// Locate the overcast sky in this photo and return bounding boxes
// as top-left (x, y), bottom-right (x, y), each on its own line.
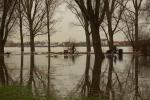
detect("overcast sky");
top-left (47, 3), bottom-right (125, 42)
top-left (50, 3), bottom-right (86, 42)
top-left (11, 2), bottom-right (128, 43)
top-left (10, 1), bottom-right (148, 43)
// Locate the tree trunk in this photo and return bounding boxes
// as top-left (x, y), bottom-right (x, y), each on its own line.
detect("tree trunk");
top-left (29, 19), bottom-right (35, 53)
top-left (84, 18), bottom-right (91, 53)
top-left (109, 34), bottom-right (114, 50)
top-left (135, 8), bottom-right (139, 51)
top-left (106, 56), bottom-right (113, 94)
top-left (85, 25), bottom-right (91, 53)
top-left (91, 23), bottom-right (104, 58)
top-left (0, 41), bottom-right (4, 54)
top-left (106, 11), bottom-right (114, 50)
top-left (48, 28), bottom-right (50, 54)
top-left (19, 0), bottom-right (24, 52)
top-left (20, 33), bottom-right (24, 52)
top-left (19, 17), bottom-right (24, 52)
top-left (30, 34), bottom-right (35, 53)
top-left (46, 1), bottom-right (51, 54)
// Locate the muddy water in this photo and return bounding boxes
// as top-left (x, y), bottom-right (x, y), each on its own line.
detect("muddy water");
top-left (1, 47), bottom-right (150, 100)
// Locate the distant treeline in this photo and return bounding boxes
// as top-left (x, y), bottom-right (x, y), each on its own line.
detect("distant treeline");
top-left (5, 41), bottom-right (131, 47)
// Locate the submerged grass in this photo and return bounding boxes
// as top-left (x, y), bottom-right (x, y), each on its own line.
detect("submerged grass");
top-left (0, 86), bottom-right (108, 100)
top-left (0, 85), bottom-right (58, 100)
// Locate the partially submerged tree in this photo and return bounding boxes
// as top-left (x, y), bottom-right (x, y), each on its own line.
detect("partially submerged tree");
top-left (120, 11), bottom-right (135, 48)
top-left (45, 0), bottom-right (58, 54)
top-left (74, 1), bottom-right (107, 73)
top-left (73, 0), bottom-right (107, 96)
top-left (103, 0), bottom-right (128, 50)
top-left (132, 0), bottom-right (143, 51)
top-left (119, 0), bottom-right (144, 51)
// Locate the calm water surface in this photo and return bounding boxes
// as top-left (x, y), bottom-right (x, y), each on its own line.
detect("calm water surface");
top-left (4, 47), bottom-right (132, 54)
top-left (1, 47), bottom-right (150, 100)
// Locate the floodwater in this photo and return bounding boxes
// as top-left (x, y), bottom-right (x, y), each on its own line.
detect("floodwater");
top-left (0, 47), bottom-right (150, 100)
top-left (4, 46), bottom-right (132, 54)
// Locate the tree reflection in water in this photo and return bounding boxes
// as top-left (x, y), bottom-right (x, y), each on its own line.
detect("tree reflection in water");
top-left (134, 55), bottom-right (141, 100)
top-left (20, 52), bottom-right (24, 85)
top-left (0, 53), bottom-right (59, 99)
top-left (0, 54), bottom-right (9, 85)
top-left (106, 56), bottom-right (114, 100)
top-left (88, 56), bottom-right (104, 97)
top-left (64, 54), bottom-right (79, 64)
top-left (28, 53), bottom-right (34, 85)
top-left (1, 53), bottom-right (150, 100)
top-left (81, 54), bottom-right (91, 97)
top-left (67, 54), bottom-right (150, 100)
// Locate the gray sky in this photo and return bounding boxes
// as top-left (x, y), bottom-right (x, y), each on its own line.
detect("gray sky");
top-left (48, 3), bottom-right (125, 42)
top-left (50, 3), bottom-right (86, 42)
top-left (11, 2), bottom-right (126, 43)
top-left (10, 0), bottom-right (148, 43)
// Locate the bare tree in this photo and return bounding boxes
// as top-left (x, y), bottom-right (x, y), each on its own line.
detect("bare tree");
top-left (45, 0), bottom-right (58, 54)
top-left (66, 1), bottom-right (91, 53)
top-left (21, 0), bottom-right (47, 53)
top-left (16, 0), bottom-right (24, 52)
top-left (119, 0), bottom-right (143, 51)
top-left (103, 0), bottom-right (128, 50)
top-left (72, 0), bottom-right (107, 97)
top-left (74, 1), bottom-right (107, 75)
top-left (132, 0), bottom-right (143, 51)
top-left (120, 11), bottom-right (135, 49)
top-left (0, 0), bottom-right (17, 54)
top-left (0, 0), bottom-right (17, 85)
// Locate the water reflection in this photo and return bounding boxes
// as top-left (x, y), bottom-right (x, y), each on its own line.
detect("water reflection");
top-left (47, 53), bottom-right (51, 98)
top-left (81, 54), bottom-right (91, 97)
top-left (64, 54), bottom-right (79, 64)
top-left (106, 56), bottom-right (114, 100)
top-left (20, 52), bottom-right (24, 85)
top-left (88, 56), bottom-right (104, 97)
top-left (0, 55), bottom-right (8, 85)
top-left (0, 53), bottom-right (150, 100)
top-left (69, 54), bottom-right (150, 100)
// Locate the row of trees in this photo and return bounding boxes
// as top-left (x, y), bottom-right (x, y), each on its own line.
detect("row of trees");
top-left (66, 0), bottom-right (150, 53)
top-left (0, 0), bottom-right (59, 55)
top-left (1, 0), bottom-right (150, 55)
top-left (0, 1), bottom-right (150, 85)
top-left (66, 1), bottom-right (150, 98)
top-left (0, 0), bottom-right (59, 85)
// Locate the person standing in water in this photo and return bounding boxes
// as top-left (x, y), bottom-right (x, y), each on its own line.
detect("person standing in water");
top-left (71, 43), bottom-right (76, 54)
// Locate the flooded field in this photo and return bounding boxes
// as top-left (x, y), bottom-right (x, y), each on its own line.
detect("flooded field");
top-left (4, 46), bottom-right (133, 54)
top-left (0, 47), bottom-right (150, 100)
